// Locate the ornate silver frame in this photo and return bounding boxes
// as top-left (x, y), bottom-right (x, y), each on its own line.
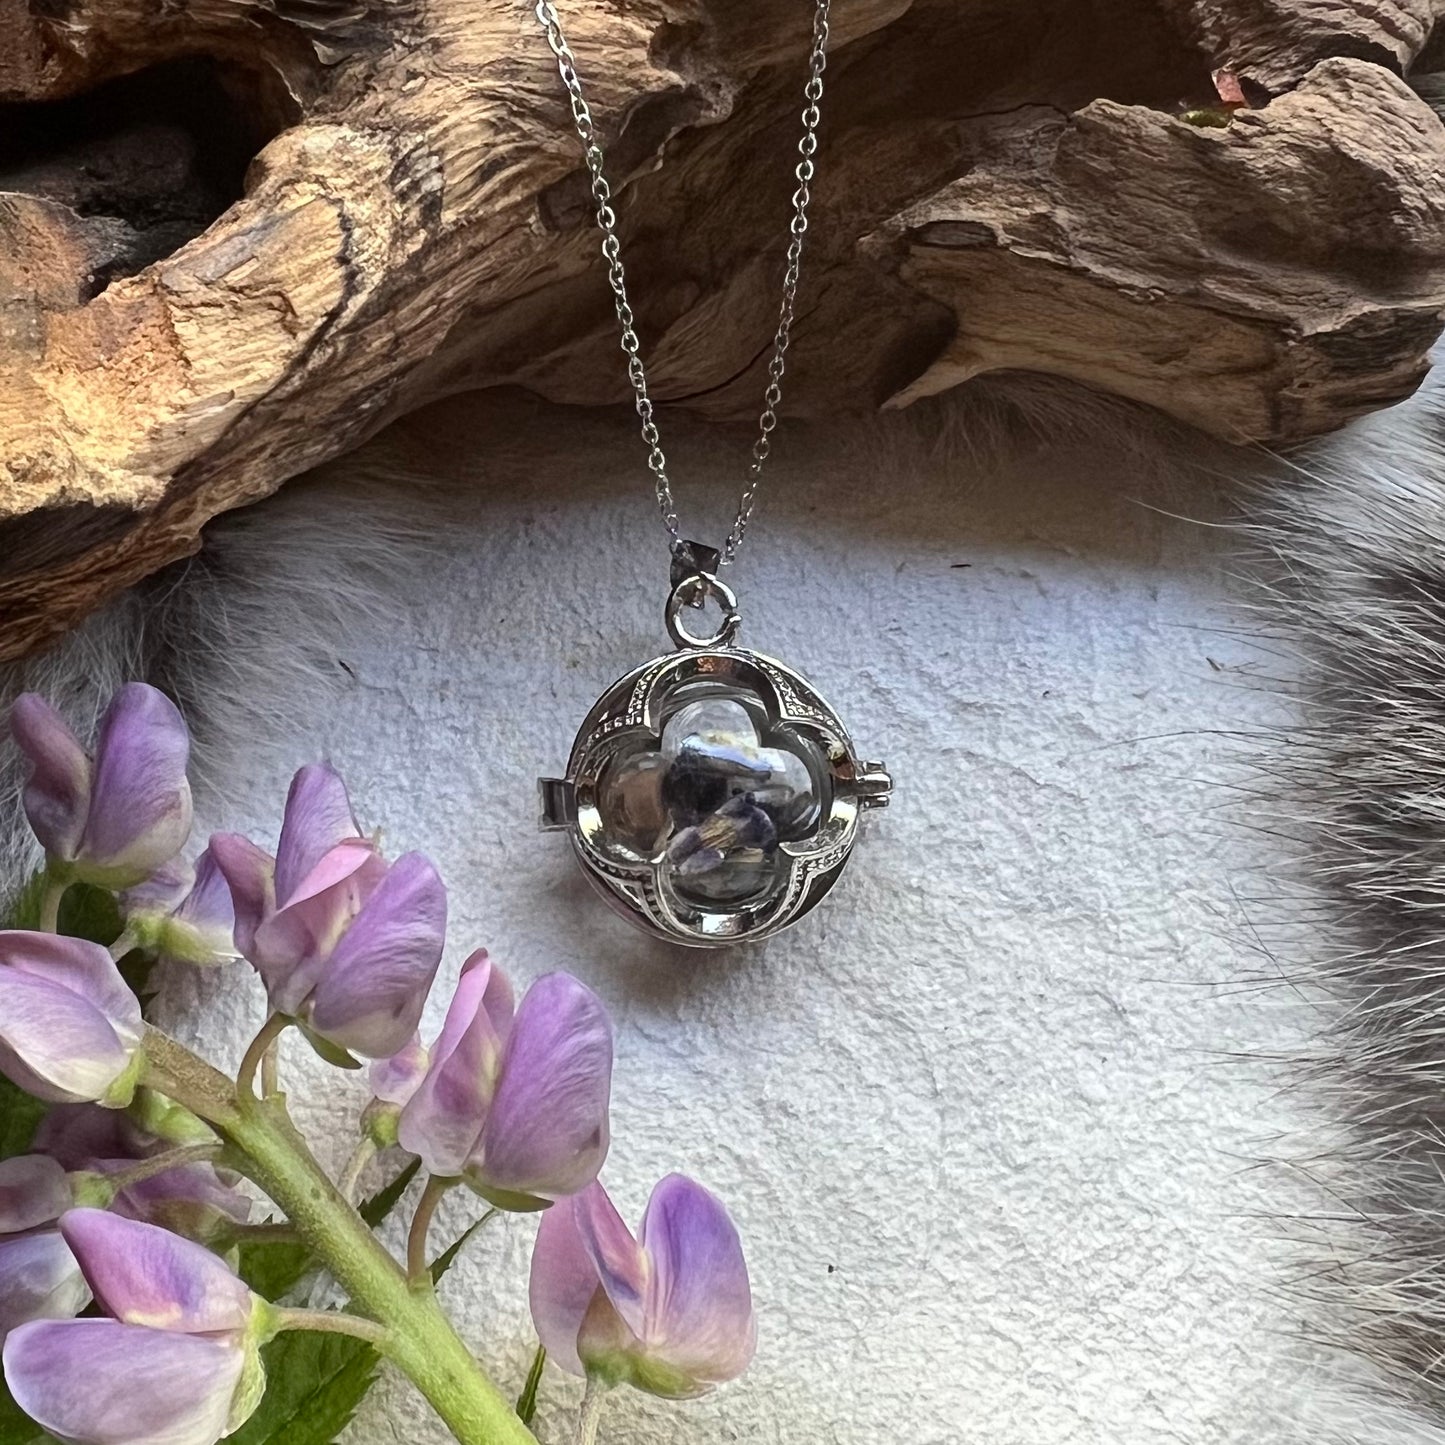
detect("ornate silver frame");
top-left (539, 646), bottom-right (891, 946)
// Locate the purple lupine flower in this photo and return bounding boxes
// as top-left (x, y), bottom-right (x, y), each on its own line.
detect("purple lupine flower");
top-left (210, 764), bottom-right (447, 1059)
top-left (35, 1105), bottom-right (250, 1244)
top-left (3, 1211), bottom-right (266, 1445)
top-left (123, 848), bottom-right (238, 966)
top-left (0, 1156), bottom-right (88, 1342)
top-left (10, 684), bottom-right (192, 889)
top-left (397, 952), bottom-right (612, 1210)
top-left (530, 1174), bottom-right (756, 1398)
top-left (0, 932), bottom-right (144, 1105)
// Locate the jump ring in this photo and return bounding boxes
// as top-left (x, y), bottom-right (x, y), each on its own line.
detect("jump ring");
top-left (666, 574), bottom-right (742, 650)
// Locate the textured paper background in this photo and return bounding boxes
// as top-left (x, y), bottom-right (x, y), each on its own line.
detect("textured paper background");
top-left (154, 394), bottom-right (1340, 1444)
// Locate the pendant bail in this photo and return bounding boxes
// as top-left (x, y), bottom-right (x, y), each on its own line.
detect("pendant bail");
top-left (670, 539), bottom-right (722, 605)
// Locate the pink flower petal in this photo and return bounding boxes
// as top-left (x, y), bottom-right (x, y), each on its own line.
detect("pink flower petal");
top-left (0, 931), bottom-right (142, 1049)
top-left (638, 1175), bottom-right (755, 1387)
top-left (80, 684), bottom-right (192, 882)
top-left (369, 1035), bottom-right (429, 1108)
top-left (59, 1210), bottom-right (253, 1334)
top-left (10, 694), bottom-right (91, 861)
top-left (124, 851), bottom-right (236, 966)
top-left (473, 973), bottom-right (612, 1203)
top-left (529, 1192), bottom-right (606, 1378)
top-left (124, 857), bottom-right (195, 917)
top-left (0, 978), bottom-right (131, 1103)
top-left (172, 848), bottom-right (237, 958)
top-left (251, 840), bottom-right (384, 1015)
top-left (308, 852), bottom-right (447, 1058)
top-left (274, 764), bottom-right (361, 906)
top-left (31, 1102), bottom-right (140, 1169)
top-left (0, 1233), bottom-right (88, 1340)
top-left (573, 1179), bottom-right (648, 1340)
top-left (207, 834), bottom-right (275, 959)
top-left (398, 951), bottom-right (514, 1177)
top-left (0, 934), bottom-right (141, 1103)
top-left (113, 1162), bottom-right (253, 1239)
top-left (0, 1155), bottom-right (71, 1233)
top-left (4, 1318), bottom-right (245, 1445)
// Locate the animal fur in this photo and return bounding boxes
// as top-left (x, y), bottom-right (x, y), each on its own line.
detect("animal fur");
top-left (9, 375), bottom-right (1445, 1442)
top-left (1237, 366), bottom-right (1445, 1431)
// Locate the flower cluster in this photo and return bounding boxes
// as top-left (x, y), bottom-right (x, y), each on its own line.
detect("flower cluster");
top-left (212, 763), bottom-right (448, 1060)
top-left (0, 684), bottom-right (756, 1445)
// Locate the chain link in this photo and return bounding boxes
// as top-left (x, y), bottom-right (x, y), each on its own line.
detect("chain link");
top-left (534, 0), bottom-right (831, 568)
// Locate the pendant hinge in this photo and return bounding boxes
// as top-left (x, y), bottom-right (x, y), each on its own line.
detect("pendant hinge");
top-left (538, 777), bottom-right (576, 831)
top-left (855, 761), bottom-right (893, 810)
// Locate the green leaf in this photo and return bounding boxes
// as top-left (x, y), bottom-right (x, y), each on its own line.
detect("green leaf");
top-left (359, 1158), bottom-right (419, 1230)
top-left (0, 1079), bottom-right (47, 1161)
top-left (430, 1210), bottom-right (497, 1285)
top-left (239, 1236), bottom-right (316, 1303)
top-left (297, 1026), bottom-right (361, 1071)
top-left (7, 874), bottom-right (127, 947)
top-left (56, 883), bottom-right (123, 947)
top-left (225, 1330), bottom-right (378, 1445)
top-left (516, 1345), bottom-right (546, 1426)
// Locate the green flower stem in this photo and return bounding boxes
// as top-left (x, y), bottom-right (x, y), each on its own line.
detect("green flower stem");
top-left (273, 1308), bottom-right (389, 1346)
top-left (225, 1222), bottom-right (300, 1246)
top-left (37, 870), bottom-right (67, 933)
top-left (573, 1378), bottom-right (610, 1445)
top-left (101, 1141), bottom-right (223, 1191)
top-left (142, 1028), bottom-right (539, 1445)
top-left (339, 1137), bottom-right (377, 1205)
top-left (107, 926), bottom-right (140, 962)
top-left (237, 1014), bottom-right (290, 1100)
top-left (409, 1174), bottom-right (452, 1282)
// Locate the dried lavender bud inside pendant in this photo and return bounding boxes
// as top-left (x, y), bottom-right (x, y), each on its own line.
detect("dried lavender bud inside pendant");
top-left (539, 563), bottom-right (892, 946)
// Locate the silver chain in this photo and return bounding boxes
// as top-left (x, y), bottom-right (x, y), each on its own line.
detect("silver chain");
top-left (534, 0), bottom-right (831, 569)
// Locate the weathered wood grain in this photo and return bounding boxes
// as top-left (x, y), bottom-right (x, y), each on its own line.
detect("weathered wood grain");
top-left (1, 0), bottom-right (1443, 658)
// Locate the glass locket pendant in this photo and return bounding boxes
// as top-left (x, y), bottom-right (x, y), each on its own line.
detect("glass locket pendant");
top-left (540, 544), bottom-right (892, 947)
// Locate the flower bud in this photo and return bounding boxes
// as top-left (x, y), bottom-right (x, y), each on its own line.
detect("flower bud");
top-left (398, 956), bottom-right (612, 1210)
top-left (364, 1035), bottom-right (430, 1147)
top-left (530, 1175), bottom-right (756, 1398)
top-left (0, 932), bottom-right (144, 1106)
top-left (124, 849), bottom-right (237, 966)
top-left (3, 1211), bottom-right (267, 1445)
top-left (11, 685), bottom-right (192, 889)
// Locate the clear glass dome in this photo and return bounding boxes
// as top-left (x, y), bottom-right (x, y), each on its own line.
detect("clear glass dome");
top-left (595, 680), bottom-right (833, 908)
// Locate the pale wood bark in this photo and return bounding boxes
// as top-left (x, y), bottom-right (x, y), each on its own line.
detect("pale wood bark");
top-left (2, 0), bottom-right (1444, 659)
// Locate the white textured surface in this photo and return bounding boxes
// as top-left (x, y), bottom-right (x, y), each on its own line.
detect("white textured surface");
top-left (158, 394), bottom-right (1338, 1445)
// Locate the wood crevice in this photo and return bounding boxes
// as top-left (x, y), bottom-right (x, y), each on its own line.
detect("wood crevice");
top-left (2, 0), bottom-right (1444, 658)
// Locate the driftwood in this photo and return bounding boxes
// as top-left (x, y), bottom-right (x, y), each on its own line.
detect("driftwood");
top-left (2, 0), bottom-right (1445, 660)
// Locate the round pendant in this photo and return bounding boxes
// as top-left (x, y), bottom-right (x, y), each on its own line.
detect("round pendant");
top-left (539, 560), bottom-right (891, 947)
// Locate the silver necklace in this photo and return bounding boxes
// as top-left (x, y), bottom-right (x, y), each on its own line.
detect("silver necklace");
top-left (535, 0), bottom-right (892, 947)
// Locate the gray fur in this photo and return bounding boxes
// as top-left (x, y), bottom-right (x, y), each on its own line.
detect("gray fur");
top-left (1241, 366), bottom-right (1445, 1431)
top-left (10, 373), bottom-right (1445, 1439)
